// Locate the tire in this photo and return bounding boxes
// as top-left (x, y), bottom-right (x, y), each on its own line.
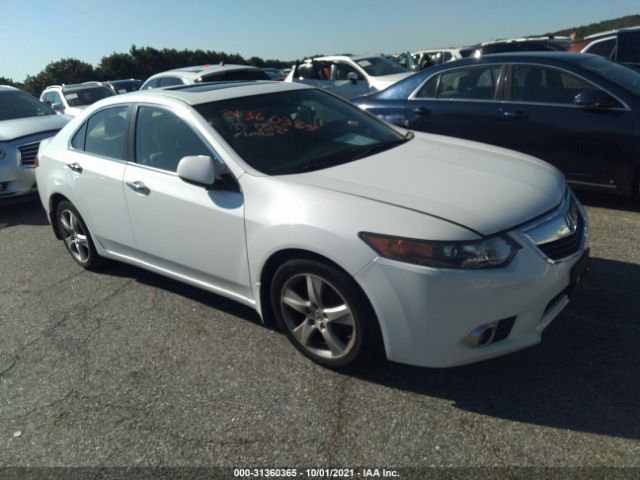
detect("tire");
top-left (270, 259), bottom-right (383, 370)
top-left (55, 201), bottom-right (107, 270)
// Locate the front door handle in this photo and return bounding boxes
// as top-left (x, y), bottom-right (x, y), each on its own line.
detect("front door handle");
top-left (126, 181), bottom-right (150, 195)
top-left (503, 110), bottom-right (528, 120)
top-left (67, 162), bottom-right (83, 173)
top-left (412, 106), bottom-right (430, 115)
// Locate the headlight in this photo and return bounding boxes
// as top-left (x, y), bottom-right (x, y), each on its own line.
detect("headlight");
top-left (359, 232), bottom-right (520, 269)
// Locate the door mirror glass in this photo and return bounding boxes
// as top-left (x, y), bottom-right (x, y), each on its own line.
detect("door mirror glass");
top-left (574, 90), bottom-right (616, 108)
top-left (177, 155), bottom-right (217, 188)
top-left (347, 72), bottom-right (359, 84)
top-left (51, 102), bottom-right (64, 113)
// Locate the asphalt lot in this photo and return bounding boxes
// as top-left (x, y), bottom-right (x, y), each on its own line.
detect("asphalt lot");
top-left (0, 192), bottom-right (639, 469)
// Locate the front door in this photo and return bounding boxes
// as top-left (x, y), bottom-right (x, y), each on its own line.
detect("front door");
top-left (123, 105), bottom-right (251, 298)
top-left (499, 64), bottom-right (634, 187)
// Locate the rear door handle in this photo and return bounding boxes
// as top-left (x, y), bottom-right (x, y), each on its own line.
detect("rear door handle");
top-left (412, 106), bottom-right (430, 115)
top-left (67, 162), bottom-right (83, 173)
top-left (126, 181), bottom-right (150, 195)
top-left (503, 110), bottom-right (528, 120)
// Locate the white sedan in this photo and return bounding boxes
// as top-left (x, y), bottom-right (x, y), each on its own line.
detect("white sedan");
top-left (36, 81), bottom-right (589, 369)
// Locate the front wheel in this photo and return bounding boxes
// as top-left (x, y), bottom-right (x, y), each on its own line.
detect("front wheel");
top-left (270, 259), bottom-right (382, 370)
top-left (55, 201), bottom-right (107, 270)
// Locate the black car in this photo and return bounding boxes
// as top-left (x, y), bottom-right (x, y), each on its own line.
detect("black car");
top-left (353, 52), bottom-right (640, 198)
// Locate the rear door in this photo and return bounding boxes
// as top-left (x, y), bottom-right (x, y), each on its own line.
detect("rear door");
top-left (499, 63), bottom-right (634, 187)
top-left (404, 64), bottom-right (505, 145)
top-left (65, 105), bottom-right (136, 250)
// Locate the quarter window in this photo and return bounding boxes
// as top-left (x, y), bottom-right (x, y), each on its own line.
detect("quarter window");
top-left (512, 66), bottom-right (597, 104)
top-left (436, 66), bottom-right (501, 100)
top-left (84, 106), bottom-right (129, 160)
top-left (415, 75), bottom-right (438, 98)
top-left (135, 106), bottom-right (211, 172)
top-left (71, 123), bottom-right (87, 150)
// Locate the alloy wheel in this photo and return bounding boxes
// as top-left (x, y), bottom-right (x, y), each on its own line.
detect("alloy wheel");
top-left (279, 273), bottom-right (356, 360)
top-left (59, 209), bottom-right (90, 264)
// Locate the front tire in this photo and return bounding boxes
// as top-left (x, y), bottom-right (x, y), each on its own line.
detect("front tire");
top-left (270, 259), bottom-right (382, 370)
top-left (55, 201), bottom-right (107, 270)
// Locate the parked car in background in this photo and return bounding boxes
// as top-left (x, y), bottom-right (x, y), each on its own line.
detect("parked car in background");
top-left (385, 52), bottom-right (420, 72)
top-left (569, 26), bottom-right (640, 70)
top-left (411, 48), bottom-right (474, 68)
top-left (104, 79), bottom-right (143, 94)
top-left (40, 82), bottom-right (115, 116)
top-left (36, 81), bottom-right (588, 370)
top-left (284, 54), bottom-right (412, 99)
top-left (475, 37), bottom-right (570, 57)
top-left (0, 86), bottom-right (69, 198)
top-left (140, 64), bottom-right (270, 90)
top-left (353, 52), bottom-right (640, 198)
top-left (262, 68), bottom-right (286, 80)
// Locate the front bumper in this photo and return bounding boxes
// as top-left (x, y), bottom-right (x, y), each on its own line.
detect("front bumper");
top-left (355, 193), bottom-right (589, 368)
top-left (0, 163), bottom-right (36, 198)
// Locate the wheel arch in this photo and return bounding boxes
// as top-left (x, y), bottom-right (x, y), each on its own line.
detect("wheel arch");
top-left (49, 193), bottom-right (72, 239)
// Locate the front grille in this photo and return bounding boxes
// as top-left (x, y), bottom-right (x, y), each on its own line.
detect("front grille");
top-left (537, 213), bottom-right (584, 261)
top-left (18, 142), bottom-right (40, 166)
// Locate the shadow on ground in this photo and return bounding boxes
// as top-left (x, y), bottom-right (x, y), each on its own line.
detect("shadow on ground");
top-left (574, 189), bottom-right (639, 212)
top-left (352, 256), bottom-right (640, 441)
top-left (0, 195), bottom-right (49, 227)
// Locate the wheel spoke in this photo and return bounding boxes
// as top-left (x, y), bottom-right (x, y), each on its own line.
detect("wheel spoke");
top-left (76, 234), bottom-right (88, 248)
top-left (321, 326), bottom-right (346, 356)
top-left (292, 320), bottom-right (315, 347)
top-left (60, 213), bottom-right (72, 233)
top-left (323, 304), bottom-right (353, 326)
top-left (282, 288), bottom-right (311, 314)
top-left (69, 213), bottom-right (79, 234)
top-left (63, 235), bottom-right (74, 249)
top-left (306, 275), bottom-right (323, 307)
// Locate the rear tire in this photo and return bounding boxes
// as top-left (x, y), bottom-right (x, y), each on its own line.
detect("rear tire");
top-left (270, 259), bottom-right (383, 370)
top-left (55, 201), bottom-right (107, 270)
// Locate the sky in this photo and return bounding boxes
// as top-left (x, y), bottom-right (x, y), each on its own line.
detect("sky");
top-left (1, 0), bottom-right (639, 81)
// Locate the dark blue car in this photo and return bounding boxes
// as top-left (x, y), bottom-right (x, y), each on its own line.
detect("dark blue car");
top-left (352, 52), bottom-right (640, 198)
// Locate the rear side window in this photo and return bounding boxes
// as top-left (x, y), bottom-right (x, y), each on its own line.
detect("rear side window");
top-left (142, 78), bottom-right (159, 90)
top-left (158, 77), bottom-right (183, 87)
top-left (71, 123), bottom-right (87, 149)
top-left (436, 66), bottom-right (501, 100)
top-left (584, 38), bottom-right (616, 58)
top-left (84, 106), bottom-right (130, 160)
top-left (135, 106), bottom-right (211, 172)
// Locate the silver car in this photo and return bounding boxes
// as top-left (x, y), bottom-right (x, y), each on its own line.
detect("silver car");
top-left (0, 86), bottom-right (69, 198)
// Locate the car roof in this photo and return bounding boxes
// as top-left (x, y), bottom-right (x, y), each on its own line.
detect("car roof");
top-left (149, 64), bottom-right (262, 80)
top-left (99, 80), bottom-right (313, 107)
top-left (304, 54), bottom-right (384, 63)
top-left (44, 82), bottom-right (107, 91)
top-left (0, 85), bottom-right (19, 92)
top-left (584, 25), bottom-right (640, 39)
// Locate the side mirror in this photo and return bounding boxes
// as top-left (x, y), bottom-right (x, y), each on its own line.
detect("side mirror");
top-left (177, 155), bottom-right (217, 188)
top-left (51, 102), bottom-right (64, 113)
top-left (574, 90), bottom-right (615, 109)
top-left (347, 72), bottom-right (359, 84)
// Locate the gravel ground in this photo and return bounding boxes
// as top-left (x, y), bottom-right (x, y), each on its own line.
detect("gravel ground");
top-left (0, 191), bottom-right (638, 472)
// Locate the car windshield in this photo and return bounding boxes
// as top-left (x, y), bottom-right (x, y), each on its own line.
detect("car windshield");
top-left (0, 91), bottom-right (55, 121)
top-left (63, 86), bottom-right (114, 107)
top-left (195, 89), bottom-right (408, 175)
top-left (578, 55), bottom-right (640, 97)
top-left (354, 57), bottom-right (408, 76)
top-left (109, 80), bottom-right (142, 93)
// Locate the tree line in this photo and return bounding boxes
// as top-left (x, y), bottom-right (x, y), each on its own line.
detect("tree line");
top-left (2, 45), bottom-right (294, 96)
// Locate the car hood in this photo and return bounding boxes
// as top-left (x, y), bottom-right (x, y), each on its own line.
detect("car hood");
top-left (286, 133), bottom-right (565, 236)
top-left (0, 115), bottom-right (71, 142)
top-left (369, 72), bottom-right (413, 90)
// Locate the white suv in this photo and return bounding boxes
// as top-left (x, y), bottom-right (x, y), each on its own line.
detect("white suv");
top-left (40, 82), bottom-right (115, 117)
top-left (140, 64), bottom-right (270, 90)
top-left (284, 55), bottom-right (412, 99)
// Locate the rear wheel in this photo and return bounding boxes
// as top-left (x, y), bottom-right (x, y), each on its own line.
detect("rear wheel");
top-left (270, 259), bottom-right (382, 370)
top-left (55, 201), bottom-right (107, 270)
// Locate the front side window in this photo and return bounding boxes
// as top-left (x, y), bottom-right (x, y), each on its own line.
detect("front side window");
top-left (578, 55), bottom-right (640, 97)
top-left (0, 91), bottom-right (55, 120)
top-left (64, 86), bottom-right (114, 107)
top-left (84, 106), bottom-right (129, 160)
top-left (436, 66), bottom-right (501, 100)
top-left (355, 57), bottom-right (407, 76)
top-left (195, 89), bottom-right (407, 175)
top-left (512, 65), bottom-right (597, 104)
top-left (135, 106), bottom-right (211, 172)
top-left (333, 63), bottom-right (362, 81)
